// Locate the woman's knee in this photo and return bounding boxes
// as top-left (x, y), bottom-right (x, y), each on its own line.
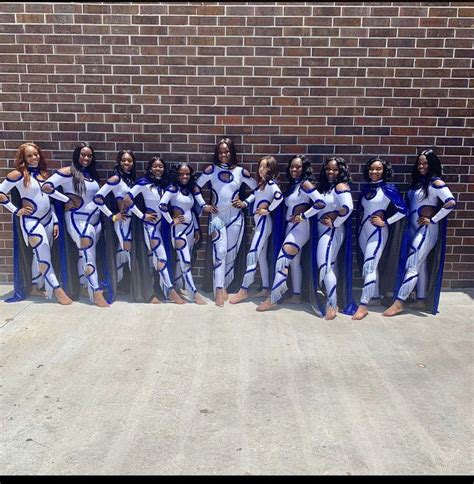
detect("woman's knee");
top-left (28, 235), bottom-right (42, 248)
top-left (80, 236), bottom-right (93, 249)
top-left (283, 243), bottom-right (299, 257)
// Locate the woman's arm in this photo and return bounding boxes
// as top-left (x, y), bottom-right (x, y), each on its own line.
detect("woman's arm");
top-left (333, 183), bottom-right (353, 228)
top-left (430, 179), bottom-right (456, 224)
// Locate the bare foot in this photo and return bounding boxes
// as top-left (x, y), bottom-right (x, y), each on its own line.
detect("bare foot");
top-left (223, 288), bottom-right (229, 301)
top-left (382, 300), bottom-right (404, 317)
top-left (169, 289), bottom-right (186, 304)
top-left (351, 305), bottom-right (368, 321)
top-left (325, 305), bottom-right (338, 321)
top-left (194, 292), bottom-right (208, 305)
top-left (256, 298), bottom-right (277, 312)
top-left (251, 288), bottom-right (270, 298)
top-left (30, 286), bottom-right (46, 298)
top-left (287, 294), bottom-right (302, 305)
top-left (54, 287), bottom-right (73, 305)
top-left (94, 290), bottom-right (110, 308)
top-left (150, 296), bottom-right (162, 304)
top-left (215, 288), bottom-right (225, 307)
top-left (229, 288), bottom-right (248, 304)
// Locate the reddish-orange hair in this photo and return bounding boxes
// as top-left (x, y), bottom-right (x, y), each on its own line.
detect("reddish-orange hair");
top-left (14, 142), bottom-right (48, 187)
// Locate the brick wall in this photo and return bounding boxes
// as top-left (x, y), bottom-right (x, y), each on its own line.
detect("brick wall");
top-left (1, 2), bottom-right (473, 289)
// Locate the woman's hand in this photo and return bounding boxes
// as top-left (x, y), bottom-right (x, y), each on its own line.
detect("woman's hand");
top-left (291, 213), bottom-right (304, 224)
top-left (113, 211), bottom-right (127, 222)
top-left (64, 197), bottom-right (80, 211)
top-left (232, 198), bottom-right (246, 209)
top-left (417, 216), bottom-right (432, 226)
top-left (194, 230), bottom-right (200, 243)
top-left (321, 213), bottom-right (337, 227)
top-left (53, 225), bottom-right (59, 239)
top-left (173, 214), bottom-right (185, 225)
top-left (203, 204), bottom-right (218, 214)
top-left (256, 207), bottom-right (269, 216)
top-left (370, 215), bottom-right (386, 227)
top-left (16, 206), bottom-right (33, 217)
top-left (144, 212), bottom-right (158, 223)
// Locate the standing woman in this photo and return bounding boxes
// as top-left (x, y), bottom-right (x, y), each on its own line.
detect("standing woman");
top-left (311, 156), bottom-right (356, 320)
top-left (384, 149), bottom-right (456, 316)
top-left (158, 162), bottom-right (208, 305)
top-left (93, 149), bottom-right (136, 283)
top-left (42, 142), bottom-right (110, 307)
top-left (127, 156), bottom-right (185, 304)
top-left (257, 155), bottom-right (326, 312)
top-left (0, 142), bottom-right (72, 304)
top-left (196, 137), bottom-right (258, 307)
top-left (229, 155), bottom-right (284, 304)
top-left (352, 157), bottom-right (408, 320)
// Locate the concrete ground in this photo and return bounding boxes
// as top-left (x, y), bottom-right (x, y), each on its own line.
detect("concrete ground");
top-left (1, 283), bottom-right (473, 476)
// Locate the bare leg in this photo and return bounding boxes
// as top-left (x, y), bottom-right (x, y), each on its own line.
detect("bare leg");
top-left (229, 288), bottom-right (249, 304)
top-left (169, 288), bottom-right (186, 304)
top-left (351, 305), bottom-right (368, 321)
top-left (256, 297), bottom-right (277, 312)
top-left (94, 290), bottom-right (110, 308)
top-left (325, 305), bottom-right (338, 321)
top-left (215, 288), bottom-right (225, 307)
top-left (382, 300), bottom-right (404, 317)
top-left (194, 292), bottom-right (208, 305)
top-left (53, 287), bottom-right (73, 305)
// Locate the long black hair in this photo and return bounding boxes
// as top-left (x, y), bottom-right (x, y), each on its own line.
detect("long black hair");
top-left (363, 156), bottom-right (393, 183)
top-left (168, 161), bottom-right (197, 189)
top-left (317, 156), bottom-right (352, 194)
top-left (113, 149), bottom-right (137, 188)
top-left (71, 142), bottom-right (100, 196)
top-left (144, 156), bottom-right (168, 188)
top-left (411, 149), bottom-right (443, 199)
top-left (284, 154), bottom-right (313, 195)
top-left (213, 137), bottom-right (238, 168)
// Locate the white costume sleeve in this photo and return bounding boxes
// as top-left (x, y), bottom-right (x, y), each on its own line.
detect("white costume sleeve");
top-left (127, 184), bottom-right (145, 219)
top-left (431, 182), bottom-right (456, 224)
top-left (333, 188), bottom-right (353, 228)
top-left (93, 179), bottom-right (118, 219)
top-left (241, 168), bottom-right (258, 191)
top-left (268, 183), bottom-right (284, 212)
top-left (192, 185), bottom-right (207, 212)
top-left (302, 185), bottom-right (325, 220)
top-left (196, 167), bottom-right (213, 188)
top-left (42, 172), bottom-right (71, 202)
top-left (0, 177), bottom-right (20, 214)
top-left (158, 188), bottom-right (173, 224)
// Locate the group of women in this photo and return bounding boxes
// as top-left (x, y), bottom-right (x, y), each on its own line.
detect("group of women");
top-left (0, 138), bottom-right (456, 319)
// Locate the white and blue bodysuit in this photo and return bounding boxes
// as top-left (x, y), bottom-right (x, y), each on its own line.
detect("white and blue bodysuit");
top-left (158, 183), bottom-right (207, 300)
top-left (0, 168), bottom-right (70, 300)
top-left (93, 175), bottom-right (132, 283)
top-left (270, 179), bottom-right (325, 304)
top-left (312, 183), bottom-right (354, 311)
top-left (357, 181), bottom-right (407, 306)
top-left (44, 169), bottom-right (103, 301)
top-left (396, 177), bottom-right (455, 306)
top-left (196, 164), bottom-right (257, 291)
top-left (127, 178), bottom-right (175, 299)
top-left (239, 180), bottom-right (284, 291)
